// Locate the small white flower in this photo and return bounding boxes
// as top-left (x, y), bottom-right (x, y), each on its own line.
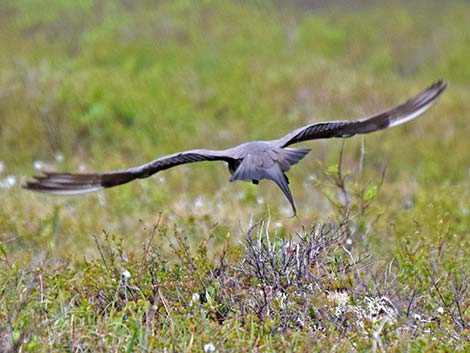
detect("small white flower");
top-left (437, 307), bottom-right (444, 315)
top-left (0, 175), bottom-right (16, 189)
top-left (328, 291), bottom-right (349, 307)
top-left (256, 196), bottom-right (264, 205)
top-left (204, 343), bottom-right (215, 353)
top-left (274, 221), bottom-right (283, 229)
top-left (191, 292), bottom-right (200, 303)
top-left (55, 153), bottom-right (64, 163)
top-left (121, 269), bottom-right (131, 279)
top-left (194, 196), bottom-right (204, 209)
top-left (413, 313), bottom-right (422, 321)
top-left (0, 161), bottom-right (4, 174)
top-left (78, 164), bottom-right (86, 172)
top-left (346, 238), bottom-right (352, 245)
top-left (33, 160), bottom-right (44, 170)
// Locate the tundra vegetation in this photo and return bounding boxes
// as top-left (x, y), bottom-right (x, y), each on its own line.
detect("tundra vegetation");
top-left (0, 0), bottom-right (469, 351)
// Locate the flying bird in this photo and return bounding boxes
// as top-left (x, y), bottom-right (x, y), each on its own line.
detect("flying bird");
top-left (25, 80), bottom-right (446, 215)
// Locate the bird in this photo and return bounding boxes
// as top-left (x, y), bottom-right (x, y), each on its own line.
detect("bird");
top-left (25, 80), bottom-right (446, 215)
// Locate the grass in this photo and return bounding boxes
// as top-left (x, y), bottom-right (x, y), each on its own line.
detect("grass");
top-left (1, 0), bottom-right (470, 351)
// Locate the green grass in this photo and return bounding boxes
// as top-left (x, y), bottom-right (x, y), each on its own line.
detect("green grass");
top-left (1, 0), bottom-right (470, 351)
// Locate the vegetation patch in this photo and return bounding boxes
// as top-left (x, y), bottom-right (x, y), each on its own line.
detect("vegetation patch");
top-left (1, 0), bottom-right (470, 351)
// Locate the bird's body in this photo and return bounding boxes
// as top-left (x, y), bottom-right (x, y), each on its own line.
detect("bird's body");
top-left (25, 80), bottom-right (447, 215)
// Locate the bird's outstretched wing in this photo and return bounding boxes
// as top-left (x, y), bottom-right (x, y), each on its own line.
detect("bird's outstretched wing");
top-left (24, 149), bottom-right (231, 194)
top-left (276, 80), bottom-right (447, 148)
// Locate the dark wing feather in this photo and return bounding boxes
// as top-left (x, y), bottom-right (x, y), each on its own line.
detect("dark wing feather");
top-left (277, 80), bottom-right (447, 148)
top-left (24, 149), bottom-right (230, 195)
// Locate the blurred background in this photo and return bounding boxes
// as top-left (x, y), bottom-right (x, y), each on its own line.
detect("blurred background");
top-left (0, 0), bottom-right (469, 260)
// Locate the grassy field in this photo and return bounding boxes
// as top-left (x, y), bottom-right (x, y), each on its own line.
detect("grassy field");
top-left (1, 0), bottom-right (470, 351)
